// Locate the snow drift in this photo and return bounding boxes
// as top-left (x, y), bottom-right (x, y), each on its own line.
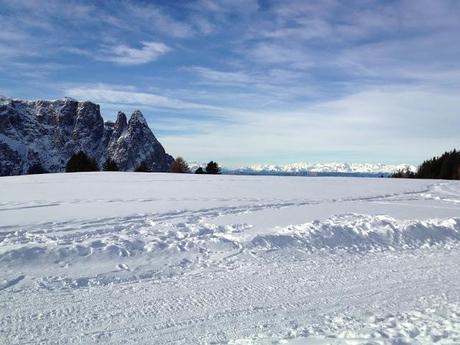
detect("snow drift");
top-left (250, 214), bottom-right (460, 251)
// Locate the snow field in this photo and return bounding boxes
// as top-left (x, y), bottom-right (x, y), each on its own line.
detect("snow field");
top-left (0, 173), bottom-right (460, 344)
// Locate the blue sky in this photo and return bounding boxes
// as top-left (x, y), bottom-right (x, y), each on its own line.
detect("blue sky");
top-left (1, 0), bottom-right (459, 167)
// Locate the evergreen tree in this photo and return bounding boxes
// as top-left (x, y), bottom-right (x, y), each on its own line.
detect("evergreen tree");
top-left (134, 161), bottom-right (151, 172)
top-left (391, 168), bottom-right (415, 178)
top-left (416, 149), bottom-right (460, 180)
top-left (170, 157), bottom-right (190, 173)
top-left (27, 163), bottom-right (48, 175)
top-left (392, 150), bottom-right (460, 180)
top-left (66, 151), bottom-right (99, 172)
top-left (103, 158), bottom-right (119, 171)
top-left (195, 167), bottom-right (205, 174)
top-left (205, 161), bottom-right (221, 174)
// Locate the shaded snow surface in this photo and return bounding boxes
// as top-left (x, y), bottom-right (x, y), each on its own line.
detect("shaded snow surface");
top-left (1, 173), bottom-right (460, 344)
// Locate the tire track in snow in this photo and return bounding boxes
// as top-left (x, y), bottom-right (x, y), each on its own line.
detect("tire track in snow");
top-left (2, 247), bottom-right (459, 344)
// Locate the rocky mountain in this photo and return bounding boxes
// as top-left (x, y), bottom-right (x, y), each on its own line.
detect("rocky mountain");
top-left (0, 97), bottom-right (174, 176)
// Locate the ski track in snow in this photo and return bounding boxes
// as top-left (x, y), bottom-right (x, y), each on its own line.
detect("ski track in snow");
top-left (0, 173), bottom-right (460, 344)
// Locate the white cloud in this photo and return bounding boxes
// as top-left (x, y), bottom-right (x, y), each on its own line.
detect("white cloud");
top-left (196, 0), bottom-right (259, 14)
top-left (121, 2), bottom-right (194, 38)
top-left (64, 84), bottom-right (219, 111)
top-left (187, 66), bottom-right (254, 84)
top-left (100, 41), bottom-right (171, 65)
top-left (247, 42), bottom-right (313, 69)
top-left (185, 66), bottom-right (315, 105)
top-left (2, 0), bottom-right (94, 20)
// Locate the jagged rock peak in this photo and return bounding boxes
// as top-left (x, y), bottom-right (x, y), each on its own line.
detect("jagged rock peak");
top-left (128, 110), bottom-right (148, 126)
top-left (115, 111), bottom-right (128, 131)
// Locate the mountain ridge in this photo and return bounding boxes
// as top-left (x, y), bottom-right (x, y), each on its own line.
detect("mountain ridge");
top-left (189, 161), bottom-right (416, 176)
top-left (0, 97), bottom-right (173, 176)
top-left (233, 162), bottom-right (417, 175)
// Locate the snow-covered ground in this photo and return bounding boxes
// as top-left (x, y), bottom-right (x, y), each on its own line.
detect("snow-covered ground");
top-left (1, 173), bottom-right (459, 344)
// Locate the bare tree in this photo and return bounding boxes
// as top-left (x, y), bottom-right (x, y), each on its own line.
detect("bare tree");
top-left (170, 157), bottom-right (190, 173)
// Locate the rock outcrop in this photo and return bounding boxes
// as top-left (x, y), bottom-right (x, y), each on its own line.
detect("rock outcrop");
top-left (0, 97), bottom-right (174, 175)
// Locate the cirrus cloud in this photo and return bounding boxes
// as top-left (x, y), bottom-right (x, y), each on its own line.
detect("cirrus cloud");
top-left (64, 84), bottom-right (219, 111)
top-left (99, 41), bottom-right (171, 65)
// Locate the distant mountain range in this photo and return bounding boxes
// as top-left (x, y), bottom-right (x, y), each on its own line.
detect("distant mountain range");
top-left (191, 162), bottom-right (416, 177)
top-left (0, 97), bottom-right (173, 176)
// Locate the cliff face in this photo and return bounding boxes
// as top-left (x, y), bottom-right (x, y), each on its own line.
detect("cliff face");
top-left (0, 97), bottom-right (174, 175)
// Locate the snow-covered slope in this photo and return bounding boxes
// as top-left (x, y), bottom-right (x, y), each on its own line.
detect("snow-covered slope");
top-left (0, 97), bottom-right (173, 175)
top-left (1, 173), bottom-right (459, 344)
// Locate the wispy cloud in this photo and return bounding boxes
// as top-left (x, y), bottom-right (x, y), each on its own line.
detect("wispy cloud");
top-left (99, 41), bottom-right (171, 65)
top-left (194, 0), bottom-right (259, 15)
top-left (64, 84), bottom-right (220, 111)
top-left (187, 67), bottom-right (254, 85)
top-left (120, 2), bottom-right (195, 38)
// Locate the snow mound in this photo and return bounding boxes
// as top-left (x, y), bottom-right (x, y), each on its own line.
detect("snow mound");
top-left (250, 214), bottom-right (460, 252)
top-left (3, 214), bottom-right (459, 269)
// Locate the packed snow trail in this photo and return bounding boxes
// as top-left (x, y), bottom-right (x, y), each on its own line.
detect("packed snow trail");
top-left (1, 173), bottom-right (460, 344)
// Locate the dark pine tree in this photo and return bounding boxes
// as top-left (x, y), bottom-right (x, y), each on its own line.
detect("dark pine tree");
top-left (134, 161), bottom-right (151, 172)
top-left (27, 163), bottom-right (48, 175)
top-left (103, 158), bottom-right (119, 171)
top-left (66, 151), bottom-right (99, 172)
top-left (416, 149), bottom-right (460, 180)
top-left (205, 161), bottom-right (221, 174)
top-left (391, 168), bottom-right (415, 178)
top-left (195, 167), bottom-right (205, 174)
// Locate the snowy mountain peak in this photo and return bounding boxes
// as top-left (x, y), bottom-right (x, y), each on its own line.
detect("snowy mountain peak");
top-left (189, 161), bottom-right (416, 176)
top-left (230, 162), bottom-right (417, 176)
top-left (62, 96), bottom-right (77, 102)
top-left (129, 110), bottom-right (148, 126)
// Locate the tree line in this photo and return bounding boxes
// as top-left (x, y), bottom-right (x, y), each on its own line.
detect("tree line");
top-left (27, 151), bottom-right (222, 175)
top-left (392, 149), bottom-right (460, 180)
